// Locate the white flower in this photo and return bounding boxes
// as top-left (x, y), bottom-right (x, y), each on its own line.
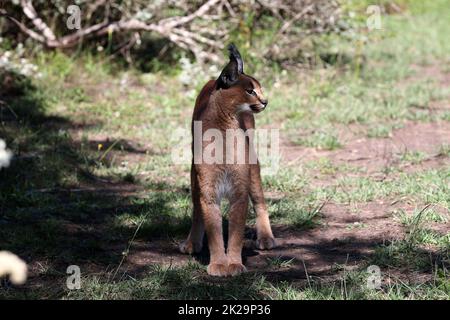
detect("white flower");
top-left (0, 47), bottom-right (39, 77)
top-left (0, 251), bottom-right (27, 285)
top-left (0, 139), bottom-right (13, 169)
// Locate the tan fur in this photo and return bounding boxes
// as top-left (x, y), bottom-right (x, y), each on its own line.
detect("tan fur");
top-left (179, 66), bottom-right (276, 277)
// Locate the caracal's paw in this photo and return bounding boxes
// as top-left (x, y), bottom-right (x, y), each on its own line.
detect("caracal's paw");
top-left (256, 236), bottom-right (276, 250)
top-left (207, 263), bottom-right (229, 277)
top-left (227, 263), bottom-right (247, 276)
top-left (179, 239), bottom-right (203, 254)
top-left (207, 263), bottom-right (247, 277)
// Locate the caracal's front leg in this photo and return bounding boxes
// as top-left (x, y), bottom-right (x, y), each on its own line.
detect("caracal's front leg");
top-left (226, 197), bottom-right (249, 275)
top-left (250, 162), bottom-right (276, 250)
top-left (199, 194), bottom-right (228, 276)
top-left (240, 113), bottom-right (276, 250)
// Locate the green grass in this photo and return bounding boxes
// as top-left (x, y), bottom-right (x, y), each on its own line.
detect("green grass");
top-left (5, 259), bottom-right (446, 300)
top-left (7, 261), bottom-right (442, 300)
top-left (292, 130), bottom-right (342, 150)
top-left (372, 205), bottom-right (448, 273)
top-left (326, 168), bottom-right (449, 206)
top-left (268, 197), bottom-right (324, 228)
top-left (399, 150), bottom-right (428, 165)
top-left (266, 256), bottom-right (295, 269)
top-left (437, 144), bottom-right (450, 157)
top-left (395, 206), bottom-right (449, 249)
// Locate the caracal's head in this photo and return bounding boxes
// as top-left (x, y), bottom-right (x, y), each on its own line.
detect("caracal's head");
top-left (216, 44), bottom-right (268, 114)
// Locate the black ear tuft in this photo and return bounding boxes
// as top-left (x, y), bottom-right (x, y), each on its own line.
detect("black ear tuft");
top-left (228, 43), bottom-right (244, 74)
top-left (216, 43), bottom-right (244, 89)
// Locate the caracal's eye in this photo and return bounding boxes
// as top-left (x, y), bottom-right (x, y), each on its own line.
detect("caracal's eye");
top-left (246, 89), bottom-right (256, 96)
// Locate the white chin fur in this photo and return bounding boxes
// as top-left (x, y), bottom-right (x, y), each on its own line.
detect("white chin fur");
top-left (236, 103), bottom-right (252, 113)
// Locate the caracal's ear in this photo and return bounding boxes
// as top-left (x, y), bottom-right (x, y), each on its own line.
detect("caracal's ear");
top-left (216, 43), bottom-right (244, 89)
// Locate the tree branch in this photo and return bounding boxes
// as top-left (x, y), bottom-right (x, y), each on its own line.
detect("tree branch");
top-left (5, 0), bottom-right (226, 63)
top-left (20, 0), bottom-right (57, 41)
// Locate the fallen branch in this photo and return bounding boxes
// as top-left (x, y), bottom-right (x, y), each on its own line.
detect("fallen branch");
top-left (3, 0), bottom-right (224, 63)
